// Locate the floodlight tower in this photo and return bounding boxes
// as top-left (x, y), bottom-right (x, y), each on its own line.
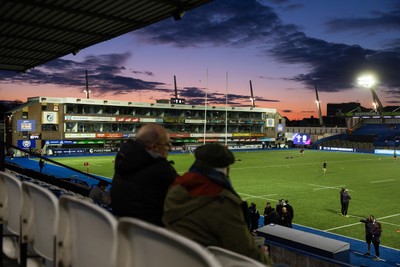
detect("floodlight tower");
top-left (357, 75), bottom-right (383, 113)
top-left (83, 69), bottom-right (91, 99)
top-left (314, 84), bottom-right (324, 126)
top-left (249, 80), bottom-right (256, 108)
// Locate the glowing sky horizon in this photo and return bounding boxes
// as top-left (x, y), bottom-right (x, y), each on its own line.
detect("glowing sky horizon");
top-left (1, 0), bottom-right (399, 120)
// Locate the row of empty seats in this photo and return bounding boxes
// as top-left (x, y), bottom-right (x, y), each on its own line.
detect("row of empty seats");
top-left (1, 170), bottom-right (267, 267)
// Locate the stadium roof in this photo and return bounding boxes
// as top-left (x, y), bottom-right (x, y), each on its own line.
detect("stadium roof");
top-left (0, 0), bottom-right (212, 72)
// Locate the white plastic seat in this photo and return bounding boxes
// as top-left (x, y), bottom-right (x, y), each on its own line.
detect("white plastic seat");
top-left (0, 171), bottom-right (10, 261)
top-left (22, 181), bottom-right (59, 265)
top-left (57, 195), bottom-right (118, 267)
top-left (207, 246), bottom-right (268, 267)
top-left (2, 171), bottom-right (22, 237)
top-left (1, 171), bottom-right (23, 260)
top-left (0, 171), bottom-right (7, 224)
top-left (117, 217), bottom-right (222, 267)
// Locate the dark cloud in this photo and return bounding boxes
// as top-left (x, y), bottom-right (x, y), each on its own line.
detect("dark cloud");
top-left (135, 0), bottom-right (400, 96)
top-left (325, 9), bottom-right (400, 34)
top-left (135, 0), bottom-right (280, 48)
top-left (0, 52), bottom-right (169, 97)
top-left (176, 86), bottom-right (279, 106)
top-left (132, 70), bottom-right (154, 76)
top-left (282, 109), bottom-right (293, 113)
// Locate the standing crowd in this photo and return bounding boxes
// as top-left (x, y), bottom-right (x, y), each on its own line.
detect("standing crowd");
top-left (262, 199), bottom-right (294, 228)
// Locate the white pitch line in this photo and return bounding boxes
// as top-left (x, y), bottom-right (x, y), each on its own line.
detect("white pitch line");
top-left (258, 194), bottom-right (278, 198)
top-left (324, 221), bottom-right (361, 232)
top-left (370, 179), bottom-right (395, 183)
top-left (309, 184), bottom-right (346, 191)
top-left (377, 213), bottom-right (400, 220)
top-left (380, 221), bottom-right (400, 227)
top-left (238, 192), bottom-right (277, 202)
top-left (324, 213), bottom-right (400, 232)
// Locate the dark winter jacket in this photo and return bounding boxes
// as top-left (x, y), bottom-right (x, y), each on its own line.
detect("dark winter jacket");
top-left (163, 167), bottom-right (268, 264)
top-left (111, 140), bottom-right (177, 226)
top-left (360, 217), bottom-right (375, 235)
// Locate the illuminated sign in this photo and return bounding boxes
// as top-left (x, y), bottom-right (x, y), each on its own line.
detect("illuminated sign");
top-left (170, 98), bottom-right (185, 104)
top-left (276, 124), bottom-right (284, 132)
top-left (29, 133), bottom-right (41, 140)
top-left (17, 140), bottom-right (36, 149)
top-left (292, 133), bottom-right (311, 145)
top-left (42, 111), bottom-right (59, 124)
top-left (17, 120), bottom-right (36, 131)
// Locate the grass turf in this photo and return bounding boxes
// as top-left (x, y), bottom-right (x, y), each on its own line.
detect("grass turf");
top-left (52, 149), bottom-right (400, 249)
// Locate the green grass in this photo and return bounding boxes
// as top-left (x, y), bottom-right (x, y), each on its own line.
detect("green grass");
top-left (53, 150), bottom-right (400, 249)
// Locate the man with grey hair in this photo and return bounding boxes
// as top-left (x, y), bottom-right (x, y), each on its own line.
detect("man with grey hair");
top-left (111, 123), bottom-right (177, 226)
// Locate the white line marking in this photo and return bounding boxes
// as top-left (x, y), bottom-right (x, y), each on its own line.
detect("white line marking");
top-left (324, 221), bottom-right (361, 232)
top-left (238, 192), bottom-right (277, 202)
top-left (309, 184), bottom-right (349, 191)
top-left (258, 194), bottom-right (278, 198)
top-left (323, 213), bottom-right (400, 232)
top-left (370, 179), bottom-right (395, 183)
top-left (377, 213), bottom-right (400, 220)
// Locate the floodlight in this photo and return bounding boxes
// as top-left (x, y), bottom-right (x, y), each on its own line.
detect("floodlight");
top-left (357, 75), bottom-right (375, 88)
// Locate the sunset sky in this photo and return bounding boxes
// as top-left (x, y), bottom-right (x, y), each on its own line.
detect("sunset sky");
top-left (1, 0), bottom-right (400, 120)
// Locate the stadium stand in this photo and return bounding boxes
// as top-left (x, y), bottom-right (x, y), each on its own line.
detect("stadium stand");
top-left (207, 246), bottom-right (267, 267)
top-left (312, 123), bottom-right (400, 150)
top-left (57, 195), bottom-right (118, 267)
top-left (117, 217), bottom-right (223, 267)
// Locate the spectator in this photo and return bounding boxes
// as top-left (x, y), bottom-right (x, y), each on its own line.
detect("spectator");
top-left (340, 187), bottom-right (345, 216)
top-left (181, 144), bottom-right (187, 154)
top-left (89, 180), bottom-right (111, 206)
top-left (163, 143), bottom-right (270, 265)
top-left (39, 158), bottom-right (45, 173)
top-left (278, 206), bottom-right (293, 228)
top-left (276, 199), bottom-right (284, 214)
top-left (264, 207), bottom-right (280, 225)
top-left (263, 202), bottom-right (273, 225)
top-left (285, 200), bottom-right (294, 219)
top-left (372, 222), bottom-right (382, 261)
top-left (342, 189), bottom-right (351, 217)
top-left (111, 123), bottom-right (178, 226)
top-left (360, 215), bottom-right (376, 256)
top-left (248, 203), bottom-right (260, 232)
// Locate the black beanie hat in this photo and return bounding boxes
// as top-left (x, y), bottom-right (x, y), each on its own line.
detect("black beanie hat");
top-left (194, 143), bottom-right (235, 168)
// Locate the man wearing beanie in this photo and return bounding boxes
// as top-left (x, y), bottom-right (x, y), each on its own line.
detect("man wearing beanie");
top-left (163, 143), bottom-right (269, 265)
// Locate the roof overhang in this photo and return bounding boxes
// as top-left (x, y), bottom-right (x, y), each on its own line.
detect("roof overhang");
top-left (0, 0), bottom-right (212, 72)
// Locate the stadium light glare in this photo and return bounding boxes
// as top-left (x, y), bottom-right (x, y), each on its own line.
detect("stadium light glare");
top-left (357, 75), bottom-right (375, 88)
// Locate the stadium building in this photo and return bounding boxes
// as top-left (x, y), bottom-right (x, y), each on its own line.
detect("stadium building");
top-left (6, 96), bottom-right (284, 155)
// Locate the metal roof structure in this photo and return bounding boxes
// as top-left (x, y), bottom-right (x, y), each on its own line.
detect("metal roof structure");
top-left (0, 0), bottom-right (212, 72)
